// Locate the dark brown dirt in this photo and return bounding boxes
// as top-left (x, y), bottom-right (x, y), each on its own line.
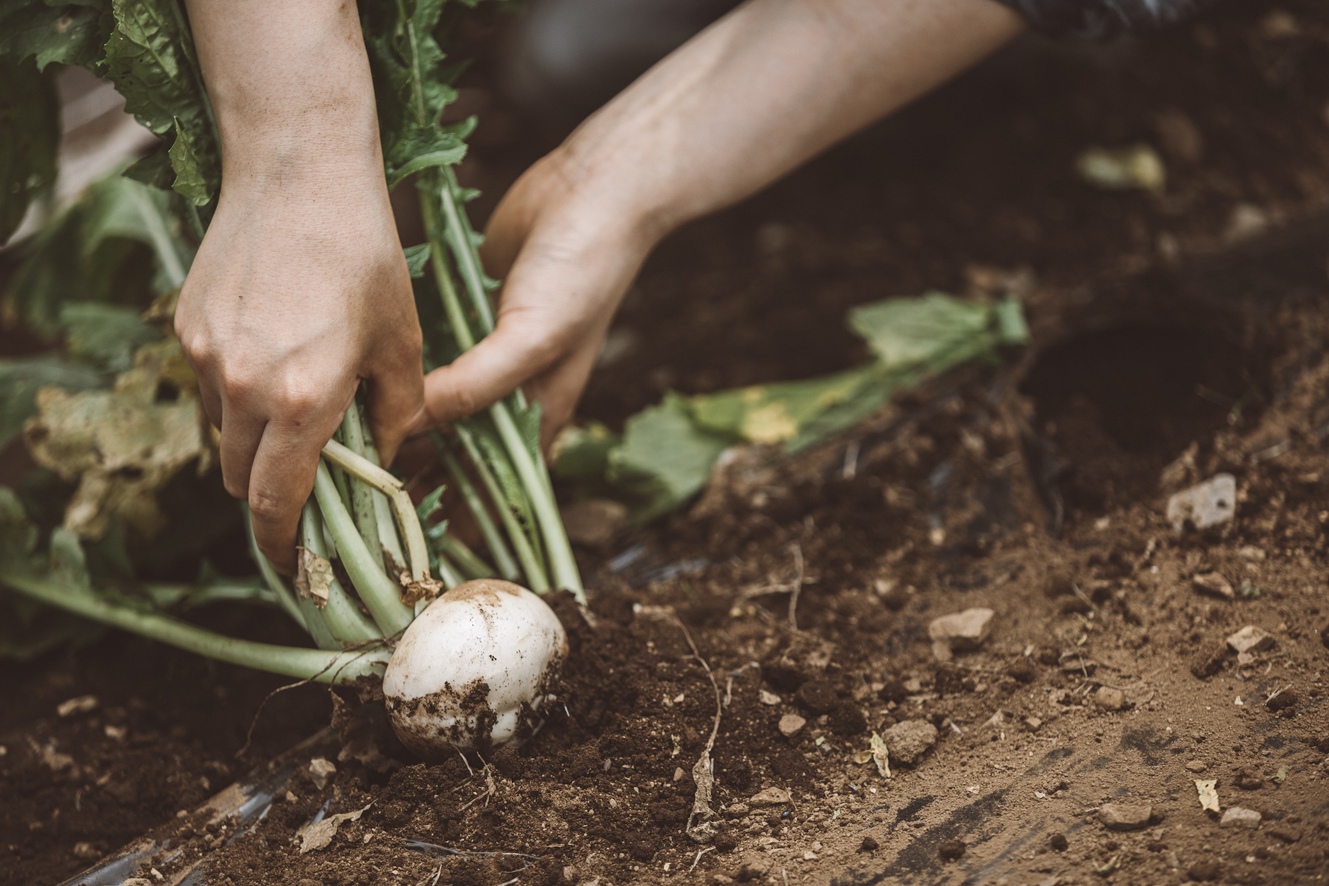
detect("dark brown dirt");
top-left (5, 1), bottom-right (1329, 884)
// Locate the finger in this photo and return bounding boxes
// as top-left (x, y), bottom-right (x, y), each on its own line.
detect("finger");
top-left (246, 419), bottom-right (332, 573)
top-left (422, 310), bottom-right (562, 426)
top-left (365, 355), bottom-right (426, 468)
top-left (217, 409), bottom-right (266, 501)
top-left (198, 385), bottom-right (224, 431)
top-left (525, 335), bottom-right (606, 452)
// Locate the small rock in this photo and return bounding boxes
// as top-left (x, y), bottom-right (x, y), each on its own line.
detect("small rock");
top-left (308, 757), bottom-right (336, 791)
top-left (758, 690), bottom-right (781, 706)
top-left (1187, 861), bottom-right (1221, 882)
top-left (1266, 687), bottom-right (1298, 712)
top-left (748, 787), bottom-right (792, 807)
top-left (1098, 801), bottom-right (1153, 831)
top-left (795, 678), bottom-right (840, 714)
top-left (1093, 687), bottom-right (1127, 712)
top-left (858, 836), bottom-right (879, 853)
top-left (1226, 625), bottom-right (1274, 655)
top-left (877, 678), bottom-right (908, 704)
top-left (1049, 833), bottom-right (1069, 851)
top-left (882, 719), bottom-right (939, 766)
top-left (122, 880), bottom-right (153, 886)
top-left (725, 803), bottom-right (750, 818)
top-left (1024, 716), bottom-right (1044, 733)
top-left (1191, 572), bottom-right (1234, 601)
top-left (1167, 474), bottom-right (1236, 533)
top-left (1185, 760), bottom-right (1208, 773)
top-left (72, 842), bottom-right (99, 859)
top-left (560, 499), bottom-right (628, 548)
top-left (1007, 659), bottom-right (1038, 684)
top-left (928, 608), bottom-right (995, 661)
top-left (937, 840), bottom-right (965, 861)
top-left (778, 713), bottom-right (806, 737)
top-left (56, 695), bottom-right (99, 718)
top-left (1220, 807), bottom-right (1261, 829)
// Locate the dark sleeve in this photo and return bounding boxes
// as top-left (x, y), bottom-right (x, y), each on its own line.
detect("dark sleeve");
top-left (991, 0), bottom-right (1222, 39)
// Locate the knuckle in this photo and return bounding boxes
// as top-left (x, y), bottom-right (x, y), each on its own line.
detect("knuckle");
top-left (222, 476), bottom-right (246, 500)
top-left (247, 486), bottom-right (288, 522)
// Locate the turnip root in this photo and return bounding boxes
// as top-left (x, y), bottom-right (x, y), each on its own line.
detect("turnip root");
top-left (382, 579), bottom-right (568, 755)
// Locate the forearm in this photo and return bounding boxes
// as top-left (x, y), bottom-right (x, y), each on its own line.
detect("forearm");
top-left (560, 0), bottom-right (1025, 237)
top-left (183, 0), bottom-right (383, 188)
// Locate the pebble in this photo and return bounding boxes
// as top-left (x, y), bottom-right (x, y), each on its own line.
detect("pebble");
top-left (928, 608), bottom-right (995, 661)
top-left (778, 713), bottom-right (806, 737)
top-left (882, 719), bottom-right (939, 766)
top-left (308, 757), bottom-right (336, 791)
top-left (937, 840), bottom-right (965, 861)
top-left (1166, 474), bottom-right (1236, 533)
top-left (748, 787), bottom-right (792, 807)
top-left (56, 695), bottom-right (99, 718)
top-left (1226, 625), bottom-right (1274, 655)
top-left (1187, 861), bottom-right (1221, 882)
top-left (1220, 807), bottom-right (1262, 829)
top-left (858, 836), bottom-right (879, 853)
top-left (1098, 801), bottom-right (1153, 831)
top-left (1185, 760), bottom-right (1208, 773)
top-left (759, 690), bottom-right (781, 706)
top-left (1190, 646), bottom-right (1226, 679)
top-left (1024, 716), bottom-right (1044, 733)
top-left (1191, 572), bottom-right (1235, 601)
top-left (1093, 687), bottom-right (1127, 711)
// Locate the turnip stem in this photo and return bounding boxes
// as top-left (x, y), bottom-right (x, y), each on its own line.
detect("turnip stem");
top-left (313, 462), bottom-right (413, 637)
top-left (454, 424), bottom-right (549, 594)
top-left (243, 507), bottom-right (308, 630)
top-left (437, 442), bottom-right (519, 581)
top-left (1, 571), bottom-right (390, 684)
top-left (437, 534), bottom-right (493, 582)
top-left (299, 503), bottom-right (380, 646)
top-left (339, 403), bottom-right (383, 570)
top-left (320, 440), bottom-right (430, 584)
top-left (362, 436), bottom-right (409, 577)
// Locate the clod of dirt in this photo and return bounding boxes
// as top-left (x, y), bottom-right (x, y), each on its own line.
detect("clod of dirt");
top-left (1185, 760), bottom-right (1208, 773)
top-left (877, 678), bottom-right (909, 704)
top-left (1098, 801), bottom-right (1153, 831)
top-left (1266, 687), bottom-right (1298, 712)
top-left (938, 840), bottom-right (966, 861)
top-left (1192, 572), bottom-right (1235, 601)
top-left (748, 787), bottom-right (792, 807)
top-left (794, 678), bottom-right (841, 714)
top-left (1188, 861), bottom-right (1222, 882)
top-left (1220, 807), bottom-right (1263, 828)
top-left (933, 666), bottom-right (970, 696)
top-left (1049, 833), bottom-right (1069, 851)
top-left (882, 719), bottom-right (938, 766)
top-left (1093, 687), bottom-right (1127, 711)
top-left (1167, 474), bottom-right (1237, 533)
top-left (1227, 625), bottom-right (1275, 654)
top-left (1007, 659), bottom-right (1038, 684)
top-left (1190, 646), bottom-right (1227, 679)
top-left (778, 713), bottom-right (806, 737)
top-left (829, 702), bottom-right (868, 736)
top-left (858, 836), bottom-right (879, 853)
top-left (928, 608), bottom-right (995, 661)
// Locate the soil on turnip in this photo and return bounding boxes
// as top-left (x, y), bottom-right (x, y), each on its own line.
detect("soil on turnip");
top-left (4, 1), bottom-right (1329, 883)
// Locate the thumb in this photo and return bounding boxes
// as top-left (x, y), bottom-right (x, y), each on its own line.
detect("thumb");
top-left (422, 311), bottom-right (561, 427)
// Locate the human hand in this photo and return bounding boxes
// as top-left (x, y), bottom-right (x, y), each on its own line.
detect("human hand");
top-left (176, 168), bottom-right (424, 572)
top-left (419, 0), bottom-right (1022, 444)
top-left (419, 151), bottom-right (662, 448)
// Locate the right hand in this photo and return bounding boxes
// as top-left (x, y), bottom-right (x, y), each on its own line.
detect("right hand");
top-left (175, 164), bottom-right (424, 573)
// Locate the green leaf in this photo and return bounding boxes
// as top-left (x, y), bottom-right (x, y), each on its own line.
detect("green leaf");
top-left (403, 243), bottom-right (431, 278)
top-left (385, 122), bottom-right (466, 188)
top-left (608, 393), bottom-right (732, 522)
top-left (101, 0), bottom-right (219, 203)
top-left (167, 115), bottom-right (210, 204)
top-left (0, 486), bottom-right (39, 565)
top-left (0, 2), bottom-right (109, 71)
top-left (849, 292), bottom-right (1004, 372)
top-left (551, 422), bottom-right (620, 482)
top-left (690, 365), bottom-right (882, 445)
top-left (0, 57), bottom-right (59, 244)
top-left (0, 357), bottom-right (105, 449)
top-left (61, 302), bottom-right (161, 372)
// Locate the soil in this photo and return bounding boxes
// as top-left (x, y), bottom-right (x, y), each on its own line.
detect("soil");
top-left (5, 1), bottom-right (1329, 884)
